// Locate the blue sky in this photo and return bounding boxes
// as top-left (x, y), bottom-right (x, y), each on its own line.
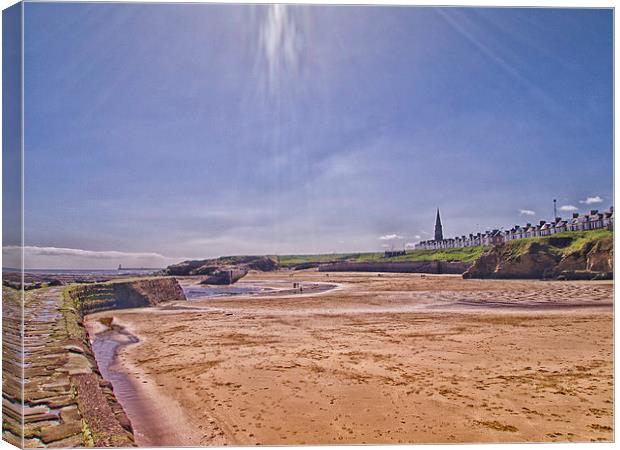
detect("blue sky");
top-left (7, 4), bottom-right (614, 268)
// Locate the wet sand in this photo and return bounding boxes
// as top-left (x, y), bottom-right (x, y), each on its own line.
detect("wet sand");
top-left (85, 271), bottom-right (613, 445)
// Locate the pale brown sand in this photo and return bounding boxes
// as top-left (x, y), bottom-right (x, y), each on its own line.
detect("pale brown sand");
top-left (88, 271), bottom-right (613, 445)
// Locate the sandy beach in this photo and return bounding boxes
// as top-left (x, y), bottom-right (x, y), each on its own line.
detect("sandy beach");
top-left (85, 271), bottom-right (613, 445)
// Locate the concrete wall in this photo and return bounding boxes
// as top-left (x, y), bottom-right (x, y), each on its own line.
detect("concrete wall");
top-left (69, 277), bottom-right (186, 316)
top-left (318, 261), bottom-right (471, 274)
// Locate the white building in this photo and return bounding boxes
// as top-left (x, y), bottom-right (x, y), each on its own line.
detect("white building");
top-left (414, 207), bottom-right (613, 250)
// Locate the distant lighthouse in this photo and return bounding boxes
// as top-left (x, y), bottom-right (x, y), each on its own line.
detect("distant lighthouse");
top-left (434, 208), bottom-right (443, 241)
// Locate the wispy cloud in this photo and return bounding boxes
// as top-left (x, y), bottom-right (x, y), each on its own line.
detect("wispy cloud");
top-left (379, 234), bottom-right (404, 240)
top-left (559, 204), bottom-right (578, 212)
top-left (2, 246), bottom-right (182, 270)
top-left (579, 196), bottom-right (603, 205)
top-left (519, 209), bottom-right (536, 216)
top-left (405, 242), bottom-right (417, 249)
top-left (258, 5), bottom-right (305, 97)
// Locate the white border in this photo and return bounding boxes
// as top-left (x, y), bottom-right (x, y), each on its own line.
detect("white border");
top-left (0, 2), bottom-right (615, 450)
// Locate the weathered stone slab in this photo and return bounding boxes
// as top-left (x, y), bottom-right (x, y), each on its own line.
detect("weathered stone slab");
top-left (2, 430), bottom-right (22, 448)
top-left (65, 352), bottom-right (93, 375)
top-left (23, 405), bottom-right (51, 417)
top-left (47, 434), bottom-right (84, 448)
top-left (40, 421), bottom-right (82, 444)
top-left (23, 411), bottom-right (60, 424)
top-left (1, 416), bottom-right (32, 438)
top-left (63, 344), bottom-right (86, 354)
top-left (59, 405), bottom-right (80, 423)
top-left (47, 396), bottom-right (76, 409)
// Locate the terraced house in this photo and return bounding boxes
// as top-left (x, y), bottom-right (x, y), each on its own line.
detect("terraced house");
top-left (415, 207), bottom-right (614, 250)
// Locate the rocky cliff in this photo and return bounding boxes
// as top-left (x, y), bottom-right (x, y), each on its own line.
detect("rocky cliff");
top-left (163, 255), bottom-right (278, 284)
top-left (463, 231), bottom-right (613, 280)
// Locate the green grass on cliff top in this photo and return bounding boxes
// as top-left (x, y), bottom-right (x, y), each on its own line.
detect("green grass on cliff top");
top-left (275, 245), bottom-right (489, 266)
top-left (209, 229), bottom-right (612, 268)
top-left (502, 229), bottom-right (613, 259)
top-left (559, 229), bottom-right (613, 253)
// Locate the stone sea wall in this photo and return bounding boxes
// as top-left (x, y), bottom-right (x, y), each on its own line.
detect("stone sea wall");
top-left (318, 261), bottom-right (472, 274)
top-left (69, 278), bottom-right (186, 316)
top-left (2, 277), bottom-right (186, 448)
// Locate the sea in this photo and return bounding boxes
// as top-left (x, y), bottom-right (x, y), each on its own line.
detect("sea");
top-left (3, 268), bottom-right (160, 276)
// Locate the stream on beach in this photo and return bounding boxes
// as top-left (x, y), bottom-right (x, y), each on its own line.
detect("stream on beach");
top-left (86, 283), bottom-right (277, 445)
top-left (88, 318), bottom-right (206, 446)
top-left (182, 284), bottom-right (262, 300)
top-left (87, 322), bottom-right (166, 446)
top-left (180, 280), bottom-right (339, 301)
top-left (86, 280), bottom-right (340, 445)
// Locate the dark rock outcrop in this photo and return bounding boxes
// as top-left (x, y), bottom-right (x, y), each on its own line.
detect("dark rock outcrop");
top-left (245, 256), bottom-right (278, 271)
top-left (188, 264), bottom-right (220, 276)
top-left (163, 255), bottom-right (279, 277)
top-left (163, 260), bottom-right (208, 276)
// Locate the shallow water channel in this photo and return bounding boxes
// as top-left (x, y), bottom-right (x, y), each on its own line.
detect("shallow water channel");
top-left (87, 320), bottom-right (194, 446)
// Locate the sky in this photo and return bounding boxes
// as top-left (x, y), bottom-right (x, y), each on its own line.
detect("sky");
top-left (3, 4), bottom-right (614, 269)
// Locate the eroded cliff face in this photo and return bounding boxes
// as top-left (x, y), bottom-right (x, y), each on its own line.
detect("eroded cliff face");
top-left (464, 235), bottom-right (613, 280)
top-left (557, 237), bottom-right (613, 275)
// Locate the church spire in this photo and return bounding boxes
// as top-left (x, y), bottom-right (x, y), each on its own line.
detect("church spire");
top-left (434, 208), bottom-right (443, 241)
